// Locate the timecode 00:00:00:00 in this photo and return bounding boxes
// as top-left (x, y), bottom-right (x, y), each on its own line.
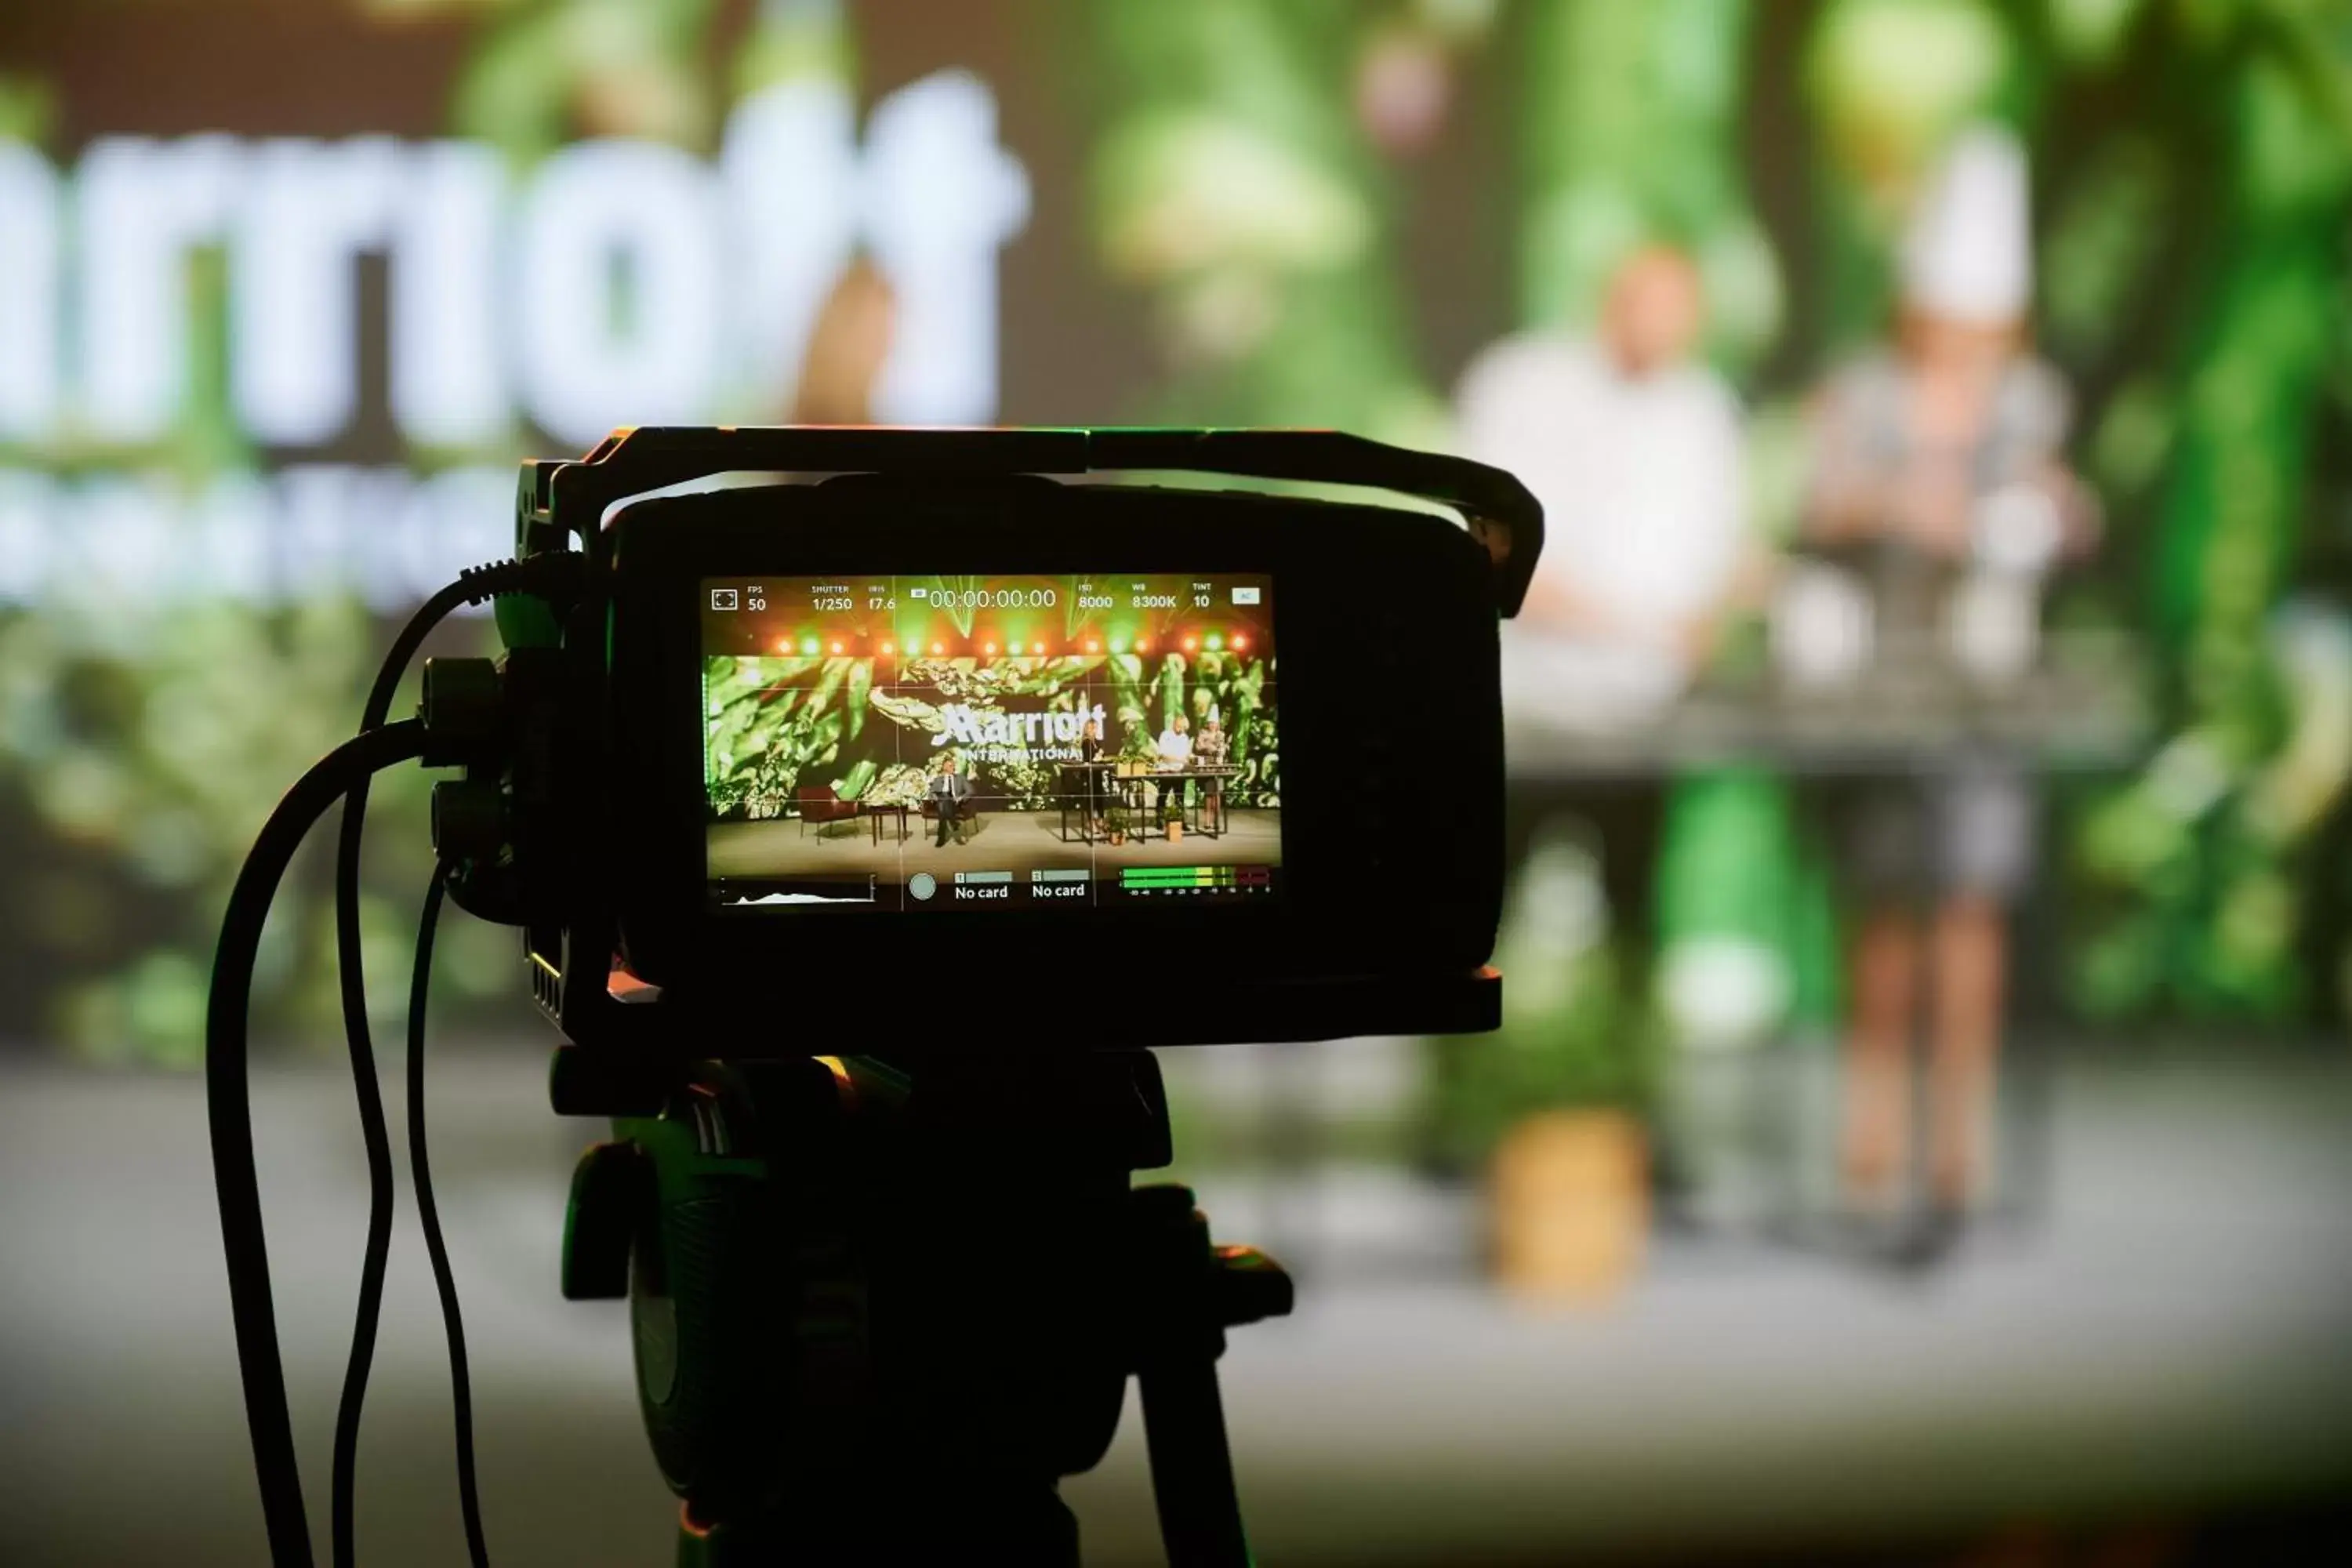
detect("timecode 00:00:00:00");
top-left (932, 590), bottom-right (1059, 608)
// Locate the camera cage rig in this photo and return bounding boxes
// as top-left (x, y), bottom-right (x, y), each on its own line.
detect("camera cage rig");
top-left (456, 425), bottom-right (1544, 1087)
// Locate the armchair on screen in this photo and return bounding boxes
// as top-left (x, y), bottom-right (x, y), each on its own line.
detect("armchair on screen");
top-left (920, 791), bottom-right (991, 844)
top-left (796, 783), bottom-right (860, 837)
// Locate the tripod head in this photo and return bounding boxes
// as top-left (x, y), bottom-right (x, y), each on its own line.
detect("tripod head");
top-left (561, 1048), bottom-right (1284, 1565)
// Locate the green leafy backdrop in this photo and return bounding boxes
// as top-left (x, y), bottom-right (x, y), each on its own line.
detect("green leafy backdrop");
top-left (1, 0), bottom-right (2347, 1063)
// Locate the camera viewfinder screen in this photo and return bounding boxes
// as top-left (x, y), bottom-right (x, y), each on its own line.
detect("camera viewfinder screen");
top-left (702, 575), bottom-right (1279, 912)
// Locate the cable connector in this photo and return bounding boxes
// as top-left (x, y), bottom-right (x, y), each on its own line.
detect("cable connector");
top-left (412, 553), bottom-right (586, 770)
top-left (455, 550), bottom-right (590, 608)
top-left (419, 659), bottom-right (503, 765)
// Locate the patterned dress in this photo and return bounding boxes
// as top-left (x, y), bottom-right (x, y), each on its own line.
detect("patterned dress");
top-left (1192, 725), bottom-right (1230, 828)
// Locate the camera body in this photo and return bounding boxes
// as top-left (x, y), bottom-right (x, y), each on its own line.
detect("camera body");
top-left (452, 426), bottom-right (1539, 1056)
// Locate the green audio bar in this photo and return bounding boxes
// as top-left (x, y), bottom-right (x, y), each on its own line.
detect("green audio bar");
top-left (1120, 866), bottom-right (1240, 887)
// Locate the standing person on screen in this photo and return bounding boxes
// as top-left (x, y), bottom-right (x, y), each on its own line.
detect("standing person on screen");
top-left (1802, 128), bottom-right (2097, 1216)
top-left (1079, 718), bottom-right (1109, 835)
top-left (1154, 712), bottom-right (1192, 817)
top-left (930, 750), bottom-right (974, 848)
top-left (1192, 712), bottom-right (1230, 832)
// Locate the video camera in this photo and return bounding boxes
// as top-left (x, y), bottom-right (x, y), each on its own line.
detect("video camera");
top-left (430, 426), bottom-right (1541, 1058)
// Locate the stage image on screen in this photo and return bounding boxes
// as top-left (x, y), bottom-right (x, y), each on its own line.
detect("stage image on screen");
top-left (702, 573), bottom-right (1279, 912)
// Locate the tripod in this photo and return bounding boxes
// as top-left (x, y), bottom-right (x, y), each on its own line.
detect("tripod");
top-left (554, 1045), bottom-right (1290, 1566)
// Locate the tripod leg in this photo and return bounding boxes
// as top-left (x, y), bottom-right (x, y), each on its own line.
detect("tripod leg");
top-left (1128, 1185), bottom-right (1290, 1568)
top-left (1138, 1353), bottom-right (1250, 1568)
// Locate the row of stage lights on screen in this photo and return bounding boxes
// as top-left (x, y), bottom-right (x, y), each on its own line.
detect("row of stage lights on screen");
top-left (768, 633), bottom-right (1254, 658)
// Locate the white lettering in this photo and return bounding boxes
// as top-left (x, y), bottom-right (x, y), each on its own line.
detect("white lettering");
top-left (74, 474), bottom-right (176, 605)
top-left (937, 705), bottom-right (986, 746)
top-left (187, 470), bottom-right (274, 603)
top-left (720, 81), bottom-right (857, 409)
top-left (391, 142), bottom-right (508, 445)
top-left (517, 140), bottom-right (724, 448)
top-left (391, 465), bottom-right (511, 607)
top-left (279, 464), bottom-right (369, 601)
top-left (33, 82), bottom-right (1030, 456)
top-left (0, 141), bottom-right (60, 439)
top-left (0, 462), bottom-right (512, 611)
top-left (933, 702), bottom-right (1115, 757)
top-left (866, 71), bottom-right (1030, 423)
top-left (77, 136), bottom-right (240, 441)
top-left (230, 139), bottom-right (400, 445)
top-left (0, 469), bottom-right (54, 604)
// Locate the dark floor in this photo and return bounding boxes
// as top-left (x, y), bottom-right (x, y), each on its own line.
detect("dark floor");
top-left (2, 1043), bottom-right (2348, 1566)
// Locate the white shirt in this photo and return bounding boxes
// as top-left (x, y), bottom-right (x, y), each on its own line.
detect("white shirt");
top-left (1457, 334), bottom-right (1748, 728)
top-left (1156, 728), bottom-right (1192, 768)
top-left (1459, 335), bottom-right (1746, 632)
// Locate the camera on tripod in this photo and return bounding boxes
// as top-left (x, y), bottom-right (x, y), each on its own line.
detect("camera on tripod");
top-left (208, 423), bottom-right (1539, 1568)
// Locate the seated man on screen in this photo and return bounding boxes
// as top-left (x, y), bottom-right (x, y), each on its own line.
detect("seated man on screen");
top-left (1154, 712), bottom-right (1192, 816)
top-left (930, 750), bottom-right (974, 847)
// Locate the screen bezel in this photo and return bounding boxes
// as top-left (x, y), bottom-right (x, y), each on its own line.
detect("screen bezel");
top-left (602, 475), bottom-right (1498, 996)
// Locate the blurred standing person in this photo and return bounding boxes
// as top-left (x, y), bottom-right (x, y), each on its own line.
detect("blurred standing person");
top-left (1451, 244), bottom-right (1769, 1208)
top-left (1803, 129), bottom-right (2097, 1214)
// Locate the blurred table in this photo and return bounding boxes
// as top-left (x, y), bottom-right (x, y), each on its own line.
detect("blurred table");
top-left (1508, 637), bottom-right (2154, 782)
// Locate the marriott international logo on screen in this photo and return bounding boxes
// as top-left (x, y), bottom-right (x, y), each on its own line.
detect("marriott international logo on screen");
top-left (0, 73), bottom-right (1029, 609)
top-left (934, 702), bottom-right (1110, 760)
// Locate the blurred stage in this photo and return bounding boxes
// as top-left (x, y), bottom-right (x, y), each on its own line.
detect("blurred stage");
top-left (3, 1043), bottom-right (2348, 1566)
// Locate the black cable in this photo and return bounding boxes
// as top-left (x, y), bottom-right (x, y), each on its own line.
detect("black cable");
top-left (209, 719), bottom-right (430, 1568)
top-left (329, 564), bottom-right (525, 1567)
top-left (331, 555), bottom-right (577, 1564)
top-left (328, 804), bottom-right (394, 1568)
top-left (405, 864), bottom-right (491, 1566)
